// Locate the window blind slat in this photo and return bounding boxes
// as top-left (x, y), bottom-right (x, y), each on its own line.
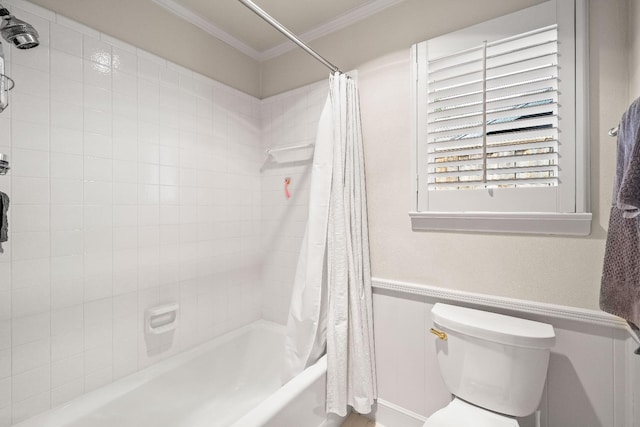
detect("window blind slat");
top-left (486, 113), bottom-right (557, 134)
top-left (429, 87), bottom-right (556, 116)
top-left (487, 39), bottom-right (557, 62)
top-left (428, 176), bottom-right (557, 190)
top-left (430, 111), bottom-right (556, 136)
top-left (430, 98), bottom-right (555, 125)
top-left (485, 100), bottom-right (556, 122)
top-left (486, 138), bottom-right (557, 154)
top-left (431, 121), bottom-right (556, 144)
top-left (431, 63), bottom-right (557, 96)
top-left (430, 134), bottom-right (555, 152)
top-left (429, 145), bottom-right (485, 159)
top-left (430, 75), bottom-right (556, 104)
top-left (428, 155), bottom-right (485, 169)
top-left (429, 54), bottom-right (483, 75)
top-left (429, 151), bottom-right (557, 167)
top-left (486, 126), bottom-right (557, 144)
top-left (484, 24), bottom-right (557, 49)
top-left (430, 52), bottom-right (558, 87)
top-left (431, 164), bottom-right (558, 178)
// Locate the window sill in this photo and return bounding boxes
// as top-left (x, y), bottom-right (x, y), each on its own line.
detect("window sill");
top-left (409, 211), bottom-right (592, 236)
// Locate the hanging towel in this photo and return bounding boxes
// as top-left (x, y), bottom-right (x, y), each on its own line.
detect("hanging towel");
top-left (0, 191), bottom-right (8, 253)
top-left (600, 97), bottom-right (640, 327)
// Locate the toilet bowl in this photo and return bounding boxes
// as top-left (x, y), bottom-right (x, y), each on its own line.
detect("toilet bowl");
top-left (424, 398), bottom-right (519, 427)
top-left (424, 303), bottom-right (555, 427)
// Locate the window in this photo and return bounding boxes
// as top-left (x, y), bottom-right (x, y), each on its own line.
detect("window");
top-left (410, 0), bottom-right (591, 235)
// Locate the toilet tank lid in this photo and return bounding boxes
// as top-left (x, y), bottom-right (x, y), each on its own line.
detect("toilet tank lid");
top-left (431, 303), bottom-right (555, 349)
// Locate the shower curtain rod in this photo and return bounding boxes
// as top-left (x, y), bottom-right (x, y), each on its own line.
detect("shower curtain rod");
top-left (236, 0), bottom-right (342, 74)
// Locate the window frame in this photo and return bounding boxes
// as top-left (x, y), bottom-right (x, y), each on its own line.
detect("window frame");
top-left (409, 0), bottom-right (591, 236)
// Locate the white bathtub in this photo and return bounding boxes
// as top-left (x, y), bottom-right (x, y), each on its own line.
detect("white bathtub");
top-left (15, 321), bottom-right (344, 427)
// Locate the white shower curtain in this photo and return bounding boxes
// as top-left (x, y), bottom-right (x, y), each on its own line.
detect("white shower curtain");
top-left (283, 72), bottom-right (377, 416)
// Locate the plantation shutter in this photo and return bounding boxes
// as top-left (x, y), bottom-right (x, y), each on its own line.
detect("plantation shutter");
top-left (426, 25), bottom-right (559, 191)
top-left (411, 0), bottom-right (590, 234)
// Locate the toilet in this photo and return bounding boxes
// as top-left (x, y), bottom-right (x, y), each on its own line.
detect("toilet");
top-left (424, 303), bottom-right (555, 427)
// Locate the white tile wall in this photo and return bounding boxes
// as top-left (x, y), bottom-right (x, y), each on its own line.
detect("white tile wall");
top-left (1, 63), bottom-right (329, 423)
top-left (0, 1), bottom-right (263, 425)
top-left (259, 82), bottom-right (327, 324)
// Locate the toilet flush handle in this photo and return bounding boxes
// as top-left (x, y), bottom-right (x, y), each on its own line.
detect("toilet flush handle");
top-left (430, 328), bottom-right (448, 341)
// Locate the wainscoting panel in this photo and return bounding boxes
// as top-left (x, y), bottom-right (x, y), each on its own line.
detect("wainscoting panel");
top-left (629, 337), bottom-right (640, 427)
top-left (371, 278), bottom-right (636, 427)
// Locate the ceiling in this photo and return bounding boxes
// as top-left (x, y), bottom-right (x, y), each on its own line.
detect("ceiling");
top-left (23, 0), bottom-right (546, 98)
top-left (152, 0), bottom-right (405, 60)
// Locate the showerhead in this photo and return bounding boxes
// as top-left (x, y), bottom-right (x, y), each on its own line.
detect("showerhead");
top-left (0, 8), bottom-right (39, 49)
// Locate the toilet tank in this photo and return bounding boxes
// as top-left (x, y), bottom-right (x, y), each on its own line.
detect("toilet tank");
top-left (430, 303), bottom-right (555, 418)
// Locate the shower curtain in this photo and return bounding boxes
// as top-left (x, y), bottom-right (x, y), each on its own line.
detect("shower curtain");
top-left (283, 72), bottom-right (377, 416)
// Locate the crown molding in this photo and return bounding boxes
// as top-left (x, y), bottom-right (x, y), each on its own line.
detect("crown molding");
top-left (152, 0), bottom-right (263, 60)
top-left (258, 0), bottom-right (405, 61)
top-left (153, 0), bottom-right (405, 62)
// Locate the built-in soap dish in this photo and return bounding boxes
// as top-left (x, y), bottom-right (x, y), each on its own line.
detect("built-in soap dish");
top-left (145, 302), bottom-right (179, 335)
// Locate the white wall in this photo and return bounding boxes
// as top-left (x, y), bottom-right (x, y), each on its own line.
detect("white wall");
top-left (629, 0), bottom-right (640, 101)
top-left (0, 2), bottom-right (263, 425)
top-left (356, 0), bottom-right (627, 312)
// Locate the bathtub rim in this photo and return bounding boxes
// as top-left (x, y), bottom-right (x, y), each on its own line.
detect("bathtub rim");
top-left (13, 320), bottom-right (285, 427)
top-left (231, 353), bottom-right (338, 427)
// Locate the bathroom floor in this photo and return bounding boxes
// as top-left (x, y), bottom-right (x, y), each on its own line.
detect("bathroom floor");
top-left (341, 412), bottom-right (385, 427)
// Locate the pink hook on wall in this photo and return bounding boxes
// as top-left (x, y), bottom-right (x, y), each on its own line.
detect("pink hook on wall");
top-left (284, 177), bottom-right (291, 199)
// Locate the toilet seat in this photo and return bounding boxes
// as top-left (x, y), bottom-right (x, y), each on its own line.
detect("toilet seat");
top-left (423, 398), bottom-right (520, 427)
